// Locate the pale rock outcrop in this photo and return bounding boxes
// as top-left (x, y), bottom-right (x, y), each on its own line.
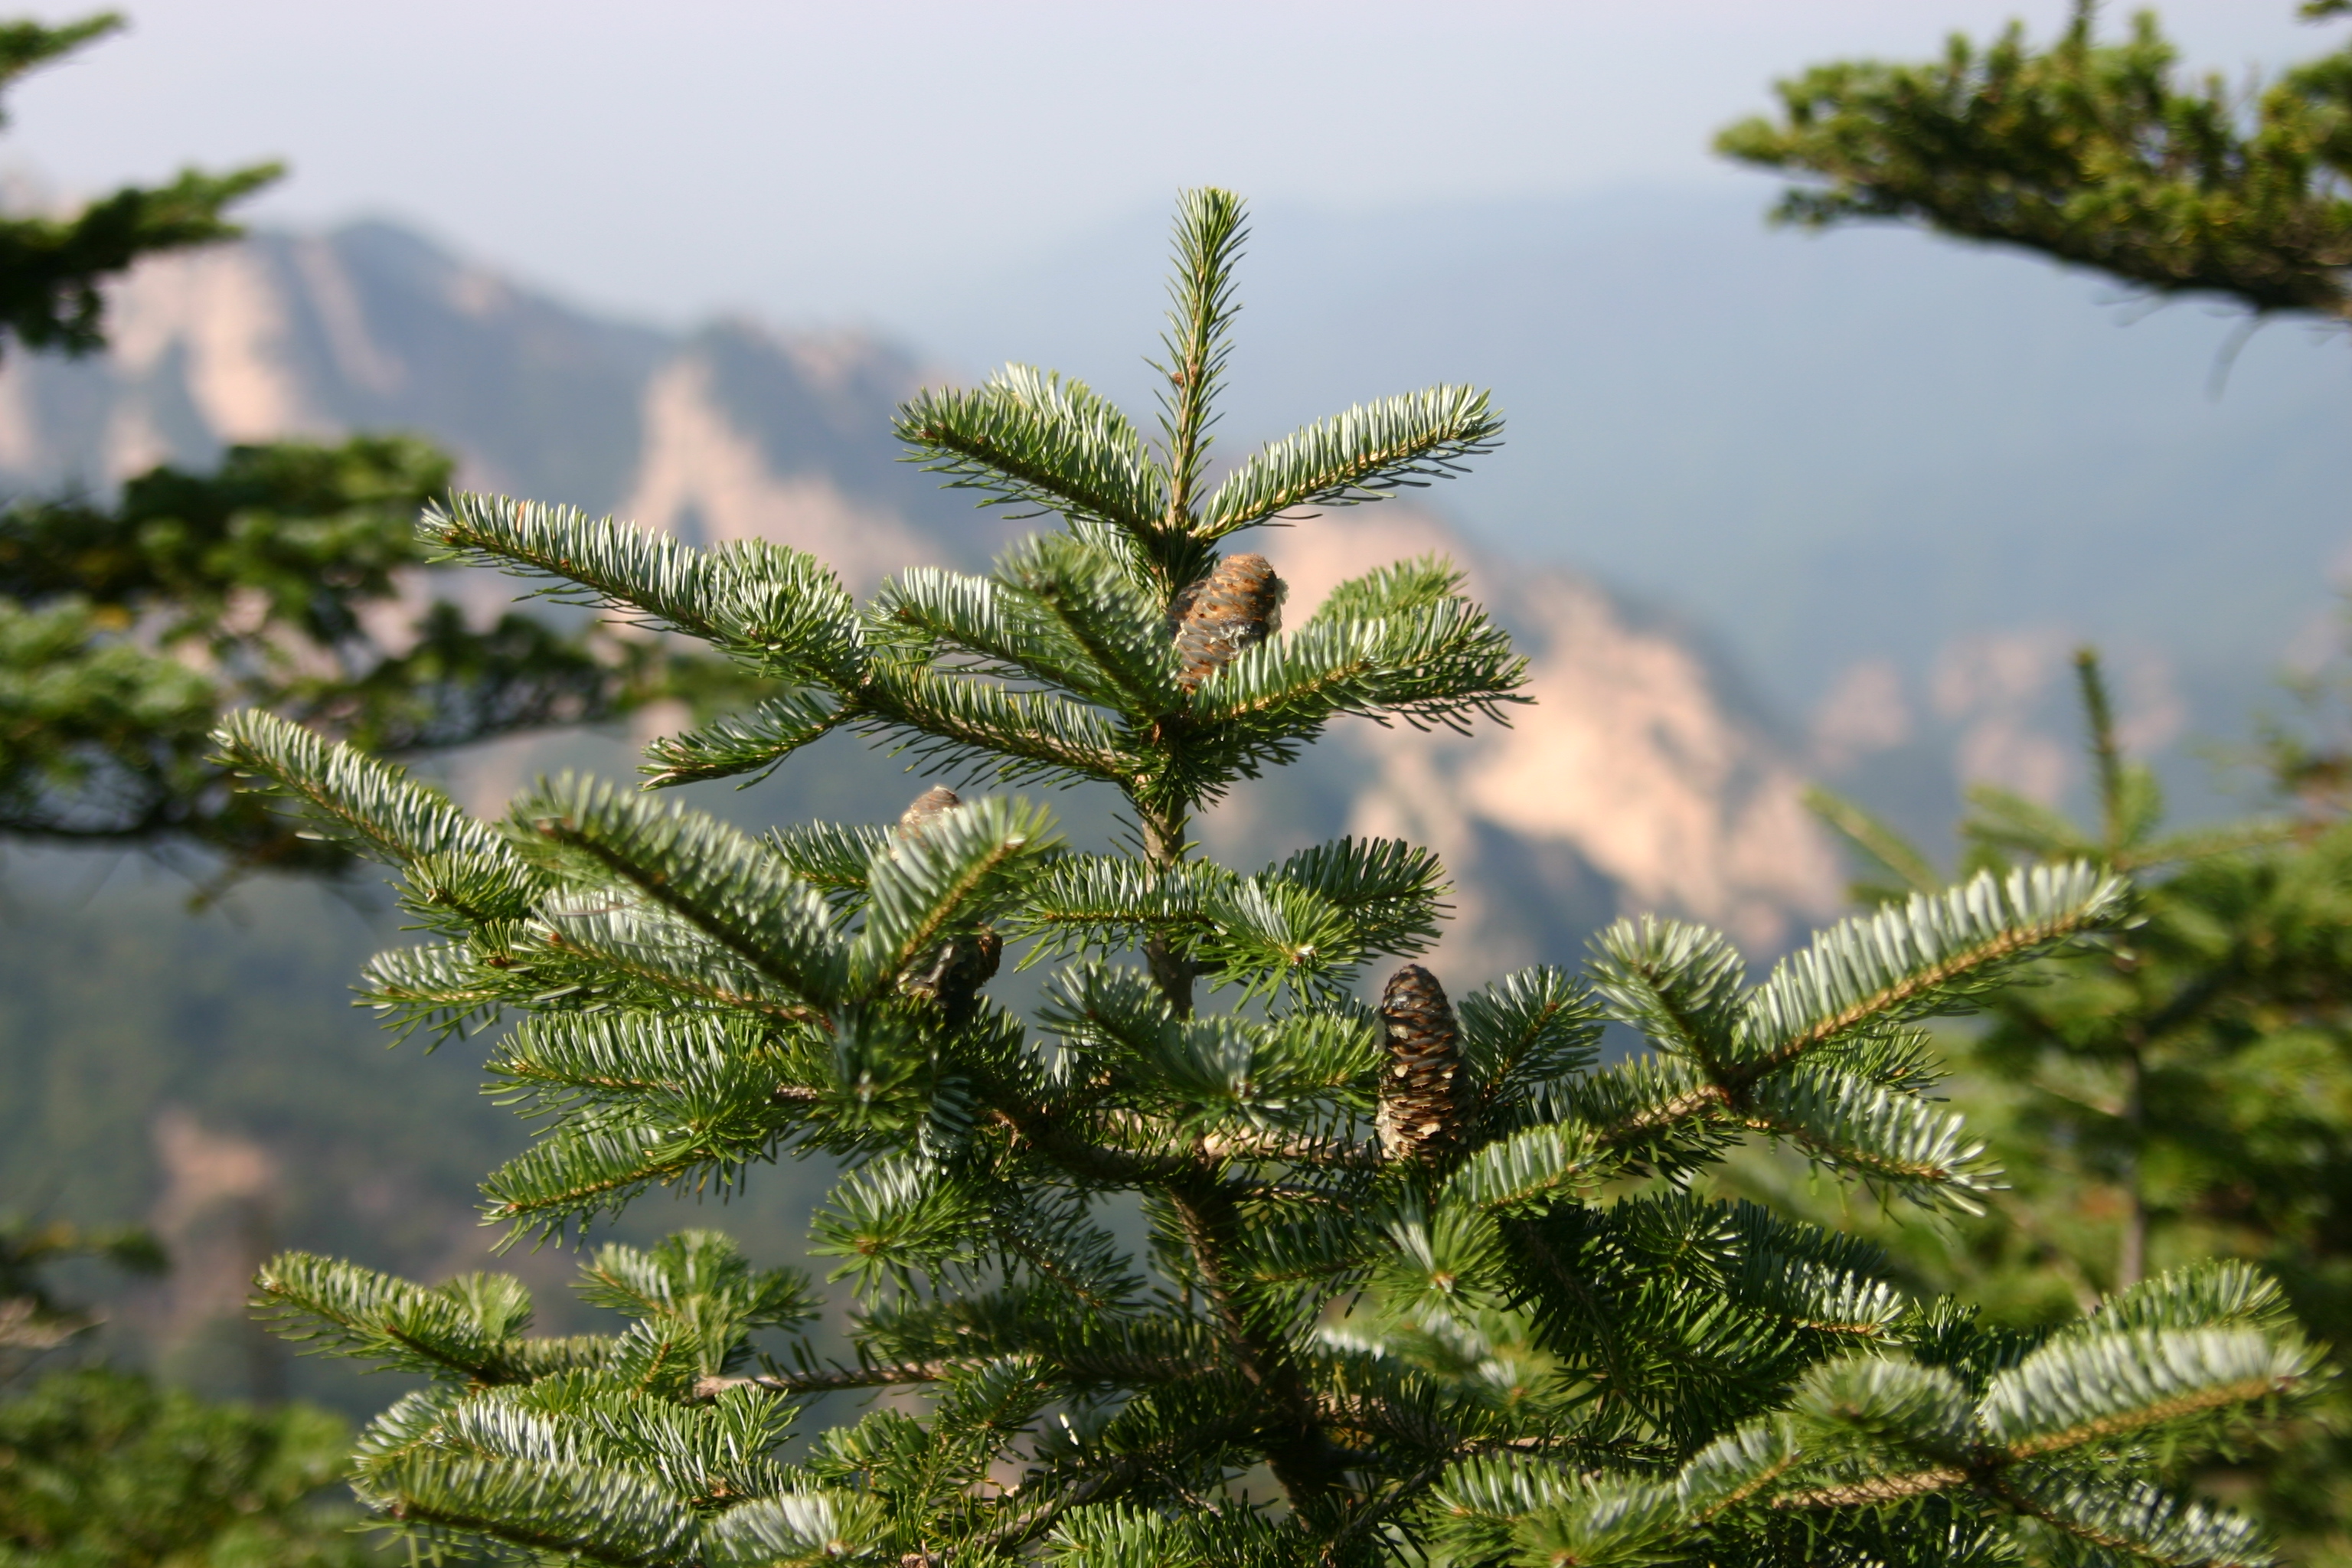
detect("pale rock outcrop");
top-left (617, 354), bottom-right (932, 592)
top-left (1211, 507), bottom-right (1843, 965)
top-left (104, 243), bottom-right (327, 445)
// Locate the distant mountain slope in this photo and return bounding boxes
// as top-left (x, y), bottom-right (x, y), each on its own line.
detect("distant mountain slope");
top-left (0, 221), bottom-right (997, 580)
top-left (902, 186), bottom-right (2352, 830)
top-left (1213, 508), bottom-right (1837, 963)
top-left (0, 217), bottom-right (1836, 951)
top-left (0, 222), bottom-right (664, 511)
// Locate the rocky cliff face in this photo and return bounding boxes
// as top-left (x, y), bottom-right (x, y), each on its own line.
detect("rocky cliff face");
top-left (1207, 508), bottom-right (1840, 965)
top-left (0, 220), bottom-right (1843, 966)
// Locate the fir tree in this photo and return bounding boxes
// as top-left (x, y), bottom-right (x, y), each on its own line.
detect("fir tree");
top-left (1715, 1), bottom-right (2352, 328)
top-left (1718, 13), bottom-right (2352, 1530)
top-left (221, 191), bottom-right (2316, 1568)
top-left (0, 1214), bottom-right (161, 1373)
top-left (0, 1365), bottom-right (364, 1567)
top-left (1, 434), bottom-right (720, 879)
top-left (1800, 650), bottom-right (2352, 1557)
top-left (0, 13), bottom-right (280, 361)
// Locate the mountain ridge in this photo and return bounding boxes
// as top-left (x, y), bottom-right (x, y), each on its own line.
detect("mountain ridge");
top-left (900, 185), bottom-right (2352, 835)
top-left (0, 214), bottom-right (1840, 956)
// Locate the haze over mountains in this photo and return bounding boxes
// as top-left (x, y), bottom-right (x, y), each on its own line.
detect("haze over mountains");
top-left (12, 180), bottom-right (2346, 860)
top-left (909, 187), bottom-right (2352, 828)
top-left (0, 211), bottom-right (1843, 960)
top-left (11, 178), bottom-right (2345, 918)
top-left (7, 185), bottom-right (2344, 1401)
top-left (10, 182), bottom-right (2344, 925)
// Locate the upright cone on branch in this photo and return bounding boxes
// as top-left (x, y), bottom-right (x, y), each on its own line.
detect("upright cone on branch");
top-left (1171, 553), bottom-right (1285, 691)
top-left (890, 786), bottom-right (1001, 1021)
top-left (894, 785), bottom-right (962, 848)
top-left (1377, 963), bottom-right (1468, 1161)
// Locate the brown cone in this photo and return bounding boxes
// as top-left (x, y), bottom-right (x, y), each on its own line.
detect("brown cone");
top-left (1171, 553), bottom-right (1285, 691)
top-left (895, 786), bottom-right (962, 848)
top-left (890, 786), bottom-right (998, 1021)
top-left (1377, 963), bottom-right (1468, 1162)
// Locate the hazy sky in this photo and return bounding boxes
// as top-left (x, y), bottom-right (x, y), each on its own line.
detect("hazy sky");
top-left (4, 1), bottom-right (2326, 330)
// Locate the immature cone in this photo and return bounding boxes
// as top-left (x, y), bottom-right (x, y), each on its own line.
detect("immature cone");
top-left (1377, 964), bottom-right (1468, 1162)
top-left (1170, 553), bottom-right (1285, 691)
top-left (890, 786), bottom-right (1001, 1022)
top-left (894, 785), bottom-right (962, 848)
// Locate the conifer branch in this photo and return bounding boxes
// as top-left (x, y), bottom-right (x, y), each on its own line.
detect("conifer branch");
top-left (1156, 189), bottom-right (1248, 546)
top-left (641, 690), bottom-right (858, 789)
top-left (862, 662), bottom-right (1135, 786)
top-left (895, 368), bottom-right (1168, 537)
top-left (985, 1106), bottom-right (1194, 1187)
top-left (426, 495), bottom-right (863, 686)
top-left (214, 710), bottom-right (536, 926)
top-left (1001, 531), bottom-right (1186, 713)
top-left (364, 1452), bottom-right (694, 1566)
top-left (1769, 1465), bottom-right (1970, 1510)
top-left (1734, 862), bottom-right (2128, 1076)
top-left (1804, 784), bottom-right (1942, 898)
top-left (1984, 1329), bottom-right (2311, 1458)
top-left (694, 1363), bottom-right (950, 1397)
top-left (1204, 387), bottom-right (1504, 537)
top-left (848, 794), bottom-right (1057, 995)
top-left (1496, 1217), bottom-right (1672, 1439)
top-left (1718, 5), bottom-right (2352, 320)
top-left (1162, 1178), bottom-right (1347, 1523)
top-left (1991, 1469), bottom-right (2273, 1566)
top-left (514, 776), bottom-right (848, 1008)
top-left (531, 913), bottom-right (828, 1025)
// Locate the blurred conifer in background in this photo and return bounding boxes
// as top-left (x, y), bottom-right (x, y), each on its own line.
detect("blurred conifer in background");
top-left (0, 13), bottom-right (746, 1564)
top-left (1798, 651), bottom-right (2352, 1559)
top-left (0, 1218), bottom-right (366, 1566)
top-left (1719, 0), bottom-right (2352, 331)
top-left (1723, 7), bottom-right (2352, 1554)
top-left (0, 11), bottom-right (725, 887)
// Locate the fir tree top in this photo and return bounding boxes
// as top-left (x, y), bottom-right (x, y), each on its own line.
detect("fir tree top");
top-left (217, 190), bottom-right (2313, 1568)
